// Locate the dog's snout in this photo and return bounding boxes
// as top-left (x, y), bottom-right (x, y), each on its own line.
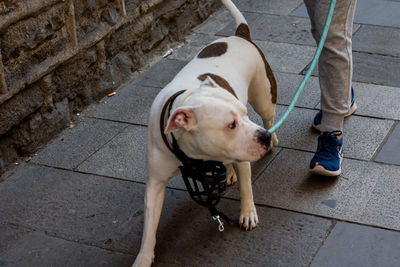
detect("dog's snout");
top-left (256, 129), bottom-right (272, 148)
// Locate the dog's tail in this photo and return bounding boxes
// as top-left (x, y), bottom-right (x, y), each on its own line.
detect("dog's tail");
top-left (221, 0), bottom-right (251, 41)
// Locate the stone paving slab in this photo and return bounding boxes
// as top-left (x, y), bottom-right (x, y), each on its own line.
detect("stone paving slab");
top-left (85, 85), bottom-right (160, 126)
top-left (353, 24), bottom-right (400, 57)
top-left (232, 0), bottom-right (303, 16)
top-left (375, 123), bottom-right (400, 166)
top-left (0, 164), bottom-right (145, 254)
top-left (290, 0), bottom-right (400, 27)
top-left (155, 200), bottom-right (332, 267)
top-left (164, 35), bottom-right (315, 76)
top-left (75, 124), bottom-right (186, 190)
top-left (76, 121), bottom-right (282, 190)
top-left (273, 105), bottom-right (394, 161)
top-left (193, 10), bottom-right (232, 35)
top-left (302, 52), bottom-right (400, 88)
top-left (169, 34), bottom-right (217, 61)
top-left (132, 59), bottom-right (188, 88)
top-left (311, 222), bottom-right (400, 267)
top-left (217, 12), bottom-right (315, 45)
top-left (0, 223), bottom-right (132, 267)
top-left (217, 12), bottom-right (359, 46)
top-left (31, 118), bottom-right (127, 170)
top-left (0, 164), bottom-right (333, 266)
top-left (351, 82), bottom-right (400, 120)
top-left (353, 52), bottom-right (400, 88)
top-left (255, 40), bottom-right (315, 74)
top-left (77, 125), bottom-right (148, 183)
top-left (275, 72), bottom-right (320, 109)
top-left (249, 149), bottom-right (400, 231)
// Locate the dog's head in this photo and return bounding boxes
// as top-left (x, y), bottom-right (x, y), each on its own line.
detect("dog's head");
top-left (165, 76), bottom-right (271, 163)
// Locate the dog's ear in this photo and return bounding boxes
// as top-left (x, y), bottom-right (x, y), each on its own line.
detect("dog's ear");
top-left (201, 75), bottom-right (218, 88)
top-left (164, 107), bottom-right (197, 134)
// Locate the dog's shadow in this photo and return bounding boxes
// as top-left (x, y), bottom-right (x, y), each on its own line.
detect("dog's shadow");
top-left (153, 189), bottom-right (240, 264)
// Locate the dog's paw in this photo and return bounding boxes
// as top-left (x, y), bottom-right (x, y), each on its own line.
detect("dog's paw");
top-left (132, 253), bottom-right (154, 267)
top-left (239, 208), bottom-right (259, 231)
top-left (226, 164), bottom-right (237, 186)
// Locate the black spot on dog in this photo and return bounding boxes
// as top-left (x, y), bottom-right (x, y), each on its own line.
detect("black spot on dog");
top-left (198, 42), bottom-right (228, 58)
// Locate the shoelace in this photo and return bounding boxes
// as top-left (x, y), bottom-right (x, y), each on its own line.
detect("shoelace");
top-left (316, 132), bottom-right (341, 159)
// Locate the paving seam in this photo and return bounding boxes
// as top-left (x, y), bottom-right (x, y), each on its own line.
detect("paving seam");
top-left (227, 198), bottom-right (400, 234)
top-left (1, 221), bottom-right (135, 256)
top-left (307, 220), bottom-right (338, 267)
top-left (85, 116), bottom-right (149, 128)
top-left (252, 149), bottom-right (283, 184)
top-left (371, 120), bottom-right (399, 161)
top-left (28, 162), bottom-right (147, 185)
top-left (276, 146), bottom-right (373, 163)
top-left (73, 122), bottom-right (130, 171)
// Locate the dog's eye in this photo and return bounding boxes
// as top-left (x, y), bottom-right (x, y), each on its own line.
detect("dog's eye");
top-left (228, 121), bottom-right (236, 130)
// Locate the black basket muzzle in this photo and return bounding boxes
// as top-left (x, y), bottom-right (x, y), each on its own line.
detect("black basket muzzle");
top-left (179, 158), bottom-right (227, 208)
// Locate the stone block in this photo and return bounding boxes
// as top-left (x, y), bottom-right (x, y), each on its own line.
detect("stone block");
top-left (0, 85), bottom-right (44, 136)
top-left (311, 222), bottom-right (400, 267)
top-left (50, 47), bottom-right (106, 113)
top-left (73, 0), bottom-right (122, 45)
top-left (1, 2), bottom-right (69, 92)
top-left (31, 118), bottom-right (126, 170)
top-left (0, 164), bottom-right (333, 265)
top-left (9, 98), bottom-right (71, 154)
top-left (0, 223), bottom-right (132, 267)
top-left (124, 0), bottom-right (141, 15)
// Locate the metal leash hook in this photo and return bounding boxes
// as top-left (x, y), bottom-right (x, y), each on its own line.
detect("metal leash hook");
top-left (212, 215), bottom-right (225, 232)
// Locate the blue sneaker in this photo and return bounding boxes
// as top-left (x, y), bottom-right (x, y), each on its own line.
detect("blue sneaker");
top-left (313, 87), bottom-right (357, 132)
top-left (309, 130), bottom-right (343, 176)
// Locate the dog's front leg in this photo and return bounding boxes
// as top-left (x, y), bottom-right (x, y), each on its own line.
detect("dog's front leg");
top-left (233, 162), bottom-right (259, 230)
top-left (133, 177), bottom-right (167, 267)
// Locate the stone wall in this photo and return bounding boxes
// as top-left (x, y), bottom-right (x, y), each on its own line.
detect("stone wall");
top-left (0, 0), bottom-right (220, 174)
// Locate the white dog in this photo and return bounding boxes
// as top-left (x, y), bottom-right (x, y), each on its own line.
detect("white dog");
top-left (133, 0), bottom-right (278, 266)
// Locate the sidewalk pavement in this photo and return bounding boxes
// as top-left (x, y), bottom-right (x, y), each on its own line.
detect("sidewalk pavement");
top-left (1, 0), bottom-right (400, 266)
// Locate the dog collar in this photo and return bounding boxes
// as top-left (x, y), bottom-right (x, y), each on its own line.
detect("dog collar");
top-left (160, 90), bottom-right (232, 231)
top-left (160, 90), bottom-right (186, 153)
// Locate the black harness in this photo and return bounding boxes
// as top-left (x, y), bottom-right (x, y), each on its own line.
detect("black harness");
top-left (160, 90), bottom-right (233, 231)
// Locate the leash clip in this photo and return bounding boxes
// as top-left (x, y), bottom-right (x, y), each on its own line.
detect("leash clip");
top-left (212, 215), bottom-right (225, 232)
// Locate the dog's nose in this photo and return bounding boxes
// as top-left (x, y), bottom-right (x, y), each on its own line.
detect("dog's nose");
top-left (256, 129), bottom-right (272, 149)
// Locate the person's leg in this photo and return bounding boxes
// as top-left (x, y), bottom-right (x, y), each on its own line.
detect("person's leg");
top-left (304, 0), bottom-right (357, 176)
top-left (305, 0), bottom-right (357, 132)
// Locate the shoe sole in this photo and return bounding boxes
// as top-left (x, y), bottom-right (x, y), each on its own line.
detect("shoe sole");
top-left (312, 103), bottom-right (357, 132)
top-left (309, 155), bottom-right (343, 177)
top-left (309, 165), bottom-right (341, 176)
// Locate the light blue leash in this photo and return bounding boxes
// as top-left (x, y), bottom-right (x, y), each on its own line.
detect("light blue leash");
top-left (268, 0), bottom-right (337, 134)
